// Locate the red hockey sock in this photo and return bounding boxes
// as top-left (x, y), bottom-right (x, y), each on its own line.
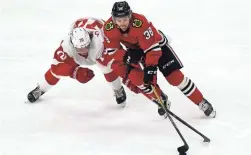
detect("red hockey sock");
top-left (166, 69), bottom-right (203, 105)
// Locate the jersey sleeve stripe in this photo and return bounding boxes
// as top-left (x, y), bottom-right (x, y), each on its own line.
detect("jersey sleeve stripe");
top-left (158, 32), bottom-right (168, 47)
top-left (144, 43), bottom-right (161, 54)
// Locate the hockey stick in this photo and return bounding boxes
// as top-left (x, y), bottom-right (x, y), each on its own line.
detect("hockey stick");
top-left (138, 63), bottom-right (188, 154)
top-left (151, 85), bottom-right (189, 154)
top-left (162, 104), bottom-right (210, 143)
top-left (124, 64), bottom-right (133, 81)
top-left (139, 63), bottom-right (210, 143)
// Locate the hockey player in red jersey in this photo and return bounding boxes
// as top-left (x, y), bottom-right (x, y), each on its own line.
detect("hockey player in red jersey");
top-left (102, 1), bottom-right (216, 117)
top-left (27, 17), bottom-right (129, 107)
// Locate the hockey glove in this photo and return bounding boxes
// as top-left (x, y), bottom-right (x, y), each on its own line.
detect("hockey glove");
top-left (123, 48), bottom-right (144, 65)
top-left (123, 48), bottom-right (144, 80)
top-left (143, 65), bottom-right (157, 85)
top-left (122, 78), bottom-right (141, 94)
top-left (70, 66), bottom-right (94, 83)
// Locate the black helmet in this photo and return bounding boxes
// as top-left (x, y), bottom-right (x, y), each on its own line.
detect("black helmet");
top-left (111, 1), bottom-right (132, 18)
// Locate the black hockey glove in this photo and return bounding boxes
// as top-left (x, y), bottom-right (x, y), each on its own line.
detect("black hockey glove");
top-left (143, 65), bottom-right (157, 85)
top-left (123, 48), bottom-right (144, 80)
top-left (123, 48), bottom-right (144, 65)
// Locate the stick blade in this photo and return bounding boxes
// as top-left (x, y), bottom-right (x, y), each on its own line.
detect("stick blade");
top-left (177, 145), bottom-right (189, 154)
top-left (203, 138), bottom-right (211, 143)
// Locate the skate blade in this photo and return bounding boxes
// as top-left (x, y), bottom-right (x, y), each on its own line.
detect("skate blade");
top-left (210, 110), bottom-right (216, 118)
top-left (24, 100), bottom-right (30, 104)
top-left (118, 101), bottom-right (126, 108)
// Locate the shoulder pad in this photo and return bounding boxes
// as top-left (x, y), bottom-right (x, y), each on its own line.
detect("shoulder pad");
top-left (131, 13), bottom-right (149, 29)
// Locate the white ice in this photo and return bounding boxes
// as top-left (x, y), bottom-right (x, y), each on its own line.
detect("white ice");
top-left (0, 0), bottom-right (251, 154)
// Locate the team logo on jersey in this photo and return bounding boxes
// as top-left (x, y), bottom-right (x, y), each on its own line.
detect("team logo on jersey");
top-left (132, 18), bottom-right (143, 28)
top-left (105, 21), bottom-right (114, 31)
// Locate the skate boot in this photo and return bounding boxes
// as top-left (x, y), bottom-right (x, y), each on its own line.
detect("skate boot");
top-left (153, 92), bottom-right (171, 116)
top-left (27, 85), bottom-right (45, 103)
top-left (199, 98), bottom-right (216, 118)
top-left (114, 86), bottom-right (127, 107)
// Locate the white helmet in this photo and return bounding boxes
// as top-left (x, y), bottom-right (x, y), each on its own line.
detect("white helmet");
top-left (70, 27), bottom-right (91, 48)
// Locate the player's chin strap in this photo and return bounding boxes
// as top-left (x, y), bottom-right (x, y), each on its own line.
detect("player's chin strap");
top-left (139, 62), bottom-right (212, 154)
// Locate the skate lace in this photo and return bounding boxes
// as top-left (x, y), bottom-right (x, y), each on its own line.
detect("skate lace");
top-left (114, 87), bottom-right (124, 98)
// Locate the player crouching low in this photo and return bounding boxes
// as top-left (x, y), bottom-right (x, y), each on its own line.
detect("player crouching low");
top-left (27, 17), bottom-right (128, 107)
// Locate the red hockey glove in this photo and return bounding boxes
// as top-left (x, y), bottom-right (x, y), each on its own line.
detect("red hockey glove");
top-left (70, 66), bottom-right (94, 83)
top-left (122, 78), bottom-right (141, 94)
